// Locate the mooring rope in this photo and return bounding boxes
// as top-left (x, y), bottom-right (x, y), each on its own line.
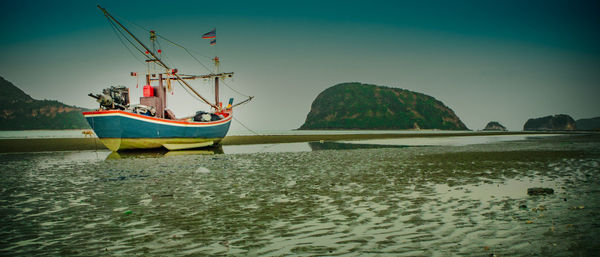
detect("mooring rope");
top-left (233, 116), bottom-right (261, 136)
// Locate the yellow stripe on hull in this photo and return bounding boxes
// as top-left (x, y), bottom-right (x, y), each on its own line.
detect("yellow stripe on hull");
top-left (99, 138), bottom-right (223, 151)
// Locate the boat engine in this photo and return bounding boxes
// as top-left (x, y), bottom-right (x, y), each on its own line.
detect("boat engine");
top-left (88, 86), bottom-right (130, 110)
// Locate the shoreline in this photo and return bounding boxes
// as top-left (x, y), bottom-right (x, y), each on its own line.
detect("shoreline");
top-left (0, 131), bottom-right (591, 153)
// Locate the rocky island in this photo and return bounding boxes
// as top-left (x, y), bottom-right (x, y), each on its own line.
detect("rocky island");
top-left (482, 121), bottom-right (507, 131)
top-left (523, 114), bottom-right (576, 131)
top-left (575, 117), bottom-right (600, 131)
top-left (299, 82), bottom-right (468, 130)
top-left (0, 76), bottom-right (90, 130)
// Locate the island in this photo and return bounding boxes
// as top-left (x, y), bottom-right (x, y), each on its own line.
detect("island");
top-left (299, 82), bottom-right (468, 130)
top-left (575, 117), bottom-right (600, 131)
top-left (482, 121), bottom-right (507, 131)
top-left (523, 114), bottom-right (576, 131)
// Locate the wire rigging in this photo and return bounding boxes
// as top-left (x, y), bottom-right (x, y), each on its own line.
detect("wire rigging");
top-left (112, 13), bottom-right (214, 72)
top-left (221, 79), bottom-right (250, 98)
top-left (184, 47), bottom-right (213, 74)
top-left (105, 16), bottom-right (146, 64)
top-left (106, 10), bottom-right (253, 108)
top-left (157, 34), bottom-right (212, 60)
top-left (233, 116), bottom-right (262, 136)
top-left (108, 18), bottom-right (149, 59)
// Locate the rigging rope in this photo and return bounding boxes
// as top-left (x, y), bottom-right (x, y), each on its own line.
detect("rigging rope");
top-left (176, 79), bottom-right (204, 104)
top-left (233, 116), bottom-right (262, 136)
top-left (107, 18), bottom-right (149, 59)
top-left (221, 79), bottom-right (250, 98)
top-left (156, 34), bottom-right (213, 60)
top-left (182, 47), bottom-right (213, 74)
top-left (153, 39), bottom-right (173, 68)
top-left (111, 13), bottom-right (214, 73)
top-left (105, 11), bottom-right (253, 108)
top-left (105, 16), bottom-right (146, 64)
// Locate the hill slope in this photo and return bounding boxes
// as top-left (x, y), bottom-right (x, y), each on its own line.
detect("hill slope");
top-left (576, 117), bottom-right (600, 131)
top-left (483, 121), bottom-right (507, 131)
top-left (0, 76), bottom-right (90, 130)
top-left (523, 114), bottom-right (576, 131)
top-left (299, 82), bottom-right (468, 130)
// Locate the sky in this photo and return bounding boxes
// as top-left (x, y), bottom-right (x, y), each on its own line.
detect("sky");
top-left (1, 0), bottom-right (599, 132)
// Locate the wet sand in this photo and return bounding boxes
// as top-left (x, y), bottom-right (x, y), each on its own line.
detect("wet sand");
top-left (0, 134), bottom-right (599, 255)
top-left (0, 131), bottom-right (571, 153)
top-left (0, 138), bottom-right (105, 153)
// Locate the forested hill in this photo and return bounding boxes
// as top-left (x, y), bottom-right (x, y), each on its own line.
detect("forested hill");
top-left (0, 76), bottom-right (90, 130)
top-left (299, 82), bottom-right (468, 130)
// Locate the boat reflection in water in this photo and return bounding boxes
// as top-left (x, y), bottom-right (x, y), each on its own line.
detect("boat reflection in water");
top-left (106, 145), bottom-right (224, 160)
top-left (104, 141), bottom-right (413, 159)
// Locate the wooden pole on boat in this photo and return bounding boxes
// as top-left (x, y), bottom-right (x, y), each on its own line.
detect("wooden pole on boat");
top-left (215, 76), bottom-right (219, 108)
top-left (213, 56), bottom-right (220, 110)
top-left (158, 73), bottom-right (165, 118)
top-left (97, 5), bottom-right (219, 110)
top-left (229, 96), bottom-right (254, 109)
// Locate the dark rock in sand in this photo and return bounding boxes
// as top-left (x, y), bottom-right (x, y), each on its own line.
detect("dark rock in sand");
top-left (523, 114), bottom-right (576, 131)
top-left (482, 121), bottom-right (507, 131)
top-left (527, 187), bottom-right (554, 196)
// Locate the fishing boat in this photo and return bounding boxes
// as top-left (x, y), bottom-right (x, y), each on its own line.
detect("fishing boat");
top-left (83, 6), bottom-right (252, 151)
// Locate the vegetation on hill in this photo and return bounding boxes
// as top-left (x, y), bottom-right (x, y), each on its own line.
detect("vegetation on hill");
top-left (523, 114), bottom-right (576, 131)
top-left (575, 117), bottom-right (600, 131)
top-left (299, 82), bottom-right (468, 130)
top-left (483, 121), bottom-right (507, 131)
top-left (0, 76), bottom-right (90, 130)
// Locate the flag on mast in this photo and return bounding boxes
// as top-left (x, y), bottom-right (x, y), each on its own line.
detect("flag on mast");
top-left (202, 28), bottom-right (216, 39)
top-left (210, 39), bottom-right (216, 46)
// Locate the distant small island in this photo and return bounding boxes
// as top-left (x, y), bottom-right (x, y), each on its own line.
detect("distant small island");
top-left (482, 121), bottom-right (507, 131)
top-left (0, 76), bottom-right (90, 130)
top-left (299, 82), bottom-right (468, 130)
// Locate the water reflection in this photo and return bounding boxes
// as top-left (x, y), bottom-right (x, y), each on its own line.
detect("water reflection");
top-left (11, 134), bottom-right (559, 162)
top-left (106, 146), bottom-right (224, 159)
top-left (339, 134), bottom-right (560, 147)
top-left (103, 142), bottom-right (404, 159)
top-left (308, 141), bottom-right (410, 151)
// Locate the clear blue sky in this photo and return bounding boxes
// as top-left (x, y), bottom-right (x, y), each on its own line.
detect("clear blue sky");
top-left (1, 0), bottom-right (599, 131)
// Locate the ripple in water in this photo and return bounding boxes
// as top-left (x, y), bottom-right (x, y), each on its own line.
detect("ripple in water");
top-left (0, 135), bottom-right (599, 256)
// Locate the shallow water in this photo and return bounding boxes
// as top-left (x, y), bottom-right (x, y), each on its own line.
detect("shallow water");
top-left (1, 134), bottom-right (599, 256)
top-left (0, 129), bottom-right (464, 139)
top-left (339, 134), bottom-right (560, 147)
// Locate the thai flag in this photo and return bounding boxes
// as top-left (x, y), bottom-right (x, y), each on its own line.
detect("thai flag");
top-left (202, 29), bottom-right (216, 39)
top-left (210, 39), bottom-right (216, 46)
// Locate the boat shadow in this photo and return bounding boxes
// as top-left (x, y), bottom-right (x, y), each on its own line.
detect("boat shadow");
top-left (106, 145), bottom-right (224, 159)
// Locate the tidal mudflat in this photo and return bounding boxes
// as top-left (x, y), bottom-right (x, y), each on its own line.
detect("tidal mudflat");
top-left (1, 134), bottom-right (599, 256)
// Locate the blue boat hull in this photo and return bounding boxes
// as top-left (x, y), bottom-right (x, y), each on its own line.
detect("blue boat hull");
top-left (83, 110), bottom-right (232, 151)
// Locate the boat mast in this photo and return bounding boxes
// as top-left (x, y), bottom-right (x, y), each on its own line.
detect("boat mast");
top-left (97, 5), bottom-right (219, 110)
top-left (213, 57), bottom-right (220, 108)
